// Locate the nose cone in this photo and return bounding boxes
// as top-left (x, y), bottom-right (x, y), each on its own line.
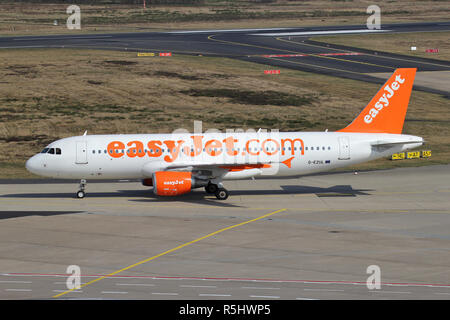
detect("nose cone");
top-left (25, 155), bottom-right (40, 175)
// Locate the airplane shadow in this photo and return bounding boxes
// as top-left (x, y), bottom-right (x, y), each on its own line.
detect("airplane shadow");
top-left (0, 210), bottom-right (84, 220)
top-left (1, 185), bottom-right (372, 208)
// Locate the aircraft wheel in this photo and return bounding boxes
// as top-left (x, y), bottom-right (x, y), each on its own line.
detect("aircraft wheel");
top-left (205, 183), bottom-right (218, 194)
top-left (76, 190), bottom-right (85, 199)
top-left (215, 188), bottom-right (229, 200)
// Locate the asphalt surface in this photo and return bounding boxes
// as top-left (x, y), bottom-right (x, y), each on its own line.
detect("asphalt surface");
top-left (0, 164), bottom-right (449, 300)
top-left (1, 22), bottom-right (449, 95)
top-left (1, 22), bottom-right (449, 301)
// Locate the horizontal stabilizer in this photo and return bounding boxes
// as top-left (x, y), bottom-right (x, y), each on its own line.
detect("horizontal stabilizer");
top-left (371, 139), bottom-right (424, 147)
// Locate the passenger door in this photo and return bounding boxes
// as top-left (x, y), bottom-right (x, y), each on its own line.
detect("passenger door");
top-left (75, 141), bottom-right (88, 164)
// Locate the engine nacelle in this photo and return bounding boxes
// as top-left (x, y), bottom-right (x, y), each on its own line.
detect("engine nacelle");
top-left (152, 171), bottom-right (207, 196)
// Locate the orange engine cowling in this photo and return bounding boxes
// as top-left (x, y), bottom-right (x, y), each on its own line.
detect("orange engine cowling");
top-left (152, 171), bottom-right (193, 196)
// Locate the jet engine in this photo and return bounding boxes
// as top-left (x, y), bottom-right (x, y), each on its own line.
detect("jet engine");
top-left (152, 171), bottom-right (207, 196)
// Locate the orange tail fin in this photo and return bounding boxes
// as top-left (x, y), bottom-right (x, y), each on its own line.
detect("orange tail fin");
top-left (338, 68), bottom-right (416, 134)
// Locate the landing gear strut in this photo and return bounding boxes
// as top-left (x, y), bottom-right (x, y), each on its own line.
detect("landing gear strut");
top-left (77, 179), bottom-right (86, 199)
top-left (205, 182), bottom-right (229, 200)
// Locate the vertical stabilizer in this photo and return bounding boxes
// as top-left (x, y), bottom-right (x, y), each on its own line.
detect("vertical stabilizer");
top-left (338, 68), bottom-right (416, 134)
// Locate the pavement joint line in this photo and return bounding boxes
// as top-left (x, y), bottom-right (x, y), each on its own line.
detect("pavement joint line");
top-left (51, 208), bottom-right (287, 298)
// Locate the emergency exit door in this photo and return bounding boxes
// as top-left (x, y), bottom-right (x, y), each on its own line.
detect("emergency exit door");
top-left (338, 137), bottom-right (350, 160)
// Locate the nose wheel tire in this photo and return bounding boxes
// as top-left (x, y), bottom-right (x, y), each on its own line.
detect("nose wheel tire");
top-left (214, 188), bottom-right (229, 200)
top-left (76, 179), bottom-right (87, 199)
top-left (76, 190), bottom-right (85, 199)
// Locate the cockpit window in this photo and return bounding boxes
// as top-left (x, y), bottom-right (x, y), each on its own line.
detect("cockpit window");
top-left (40, 147), bottom-right (61, 155)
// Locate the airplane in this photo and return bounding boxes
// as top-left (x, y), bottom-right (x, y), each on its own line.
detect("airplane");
top-left (25, 68), bottom-right (423, 200)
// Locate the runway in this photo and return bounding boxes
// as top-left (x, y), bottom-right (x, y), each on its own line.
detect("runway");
top-left (1, 22), bottom-right (449, 95)
top-left (0, 165), bottom-right (449, 299)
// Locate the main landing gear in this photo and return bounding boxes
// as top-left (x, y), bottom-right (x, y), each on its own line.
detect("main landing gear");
top-left (76, 179), bottom-right (86, 199)
top-left (205, 182), bottom-right (229, 200)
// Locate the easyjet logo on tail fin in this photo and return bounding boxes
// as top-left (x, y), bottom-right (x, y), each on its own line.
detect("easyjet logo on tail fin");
top-left (364, 74), bottom-right (405, 124)
top-left (339, 68), bottom-right (416, 134)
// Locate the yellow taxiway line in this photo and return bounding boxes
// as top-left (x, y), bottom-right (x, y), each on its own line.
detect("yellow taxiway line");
top-left (52, 208), bottom-right (287, 298)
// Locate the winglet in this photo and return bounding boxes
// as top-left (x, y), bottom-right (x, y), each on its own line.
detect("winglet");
top-left (338, 68), bottom-right (416, 134)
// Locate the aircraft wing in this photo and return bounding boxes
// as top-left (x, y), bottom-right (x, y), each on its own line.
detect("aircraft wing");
top-left (141, 159), bottom-right (276, 177)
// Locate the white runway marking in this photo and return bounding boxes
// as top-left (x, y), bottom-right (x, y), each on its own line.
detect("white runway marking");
top-left (199, 293), bottom-right (231, 297)
top-left (152, 292), bottom-right (179, 296)
top-left (242, 286), bottom-right (280, 290)
top-left (372, 291), bottom-right (411, 294)
top-left (180, 285), bottom-right (217, 288)
top-left (5, 289), bottom-right (32, 292)
top-left (249, 295), bottom-right (280, 299)
top-left (168, 28), bottom-right (292, 34)
top-left (304, 289), bottom-right (345, 292)
top-left (116, 283), bottom-right (155, 287)
top-left (254, 29), bottom-right (391, 37)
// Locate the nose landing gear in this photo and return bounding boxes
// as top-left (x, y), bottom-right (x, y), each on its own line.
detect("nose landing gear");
top-left (76, 179), bottom-right (86, 199)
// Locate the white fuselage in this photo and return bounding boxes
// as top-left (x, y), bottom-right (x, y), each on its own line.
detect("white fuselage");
top-left (25, 131), bottom-right (423, 180)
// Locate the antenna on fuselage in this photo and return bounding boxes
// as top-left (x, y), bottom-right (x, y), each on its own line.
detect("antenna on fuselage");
top-left (83, 130), bottom-right (87, 136)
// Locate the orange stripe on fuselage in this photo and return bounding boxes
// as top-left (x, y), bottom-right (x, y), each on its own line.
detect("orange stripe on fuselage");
top-left (219, 164), bottom-right (272, 172)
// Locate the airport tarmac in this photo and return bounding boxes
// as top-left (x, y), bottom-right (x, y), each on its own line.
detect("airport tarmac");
top-left (1, 22), bottom-right (449, 95)
top-left (0, 164), bottom-right (449, 299)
